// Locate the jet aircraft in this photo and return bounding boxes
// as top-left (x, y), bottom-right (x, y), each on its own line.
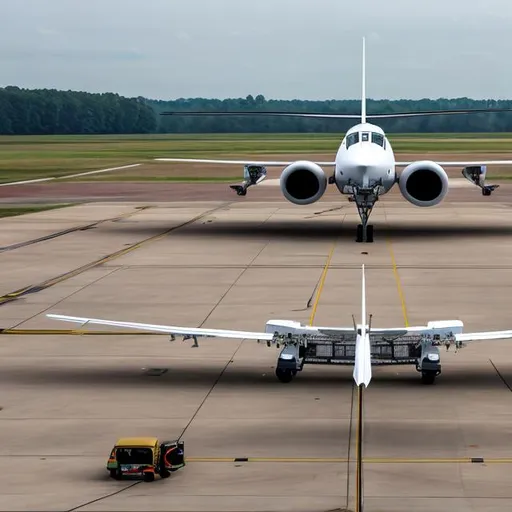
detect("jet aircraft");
top-left (46, 265), bottom-right (512, 387)
top-left (156, 38), bottom-right (512, 242)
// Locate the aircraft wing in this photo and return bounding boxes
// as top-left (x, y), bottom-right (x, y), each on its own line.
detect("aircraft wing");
top-left (455, 330), bottom-right (512, 343)
top-left (396, 160), bottom-right (512, 167)
top-left (154, 158), bottom-right (335, 166)
top-left (46, 314), bottom-right (273, 341)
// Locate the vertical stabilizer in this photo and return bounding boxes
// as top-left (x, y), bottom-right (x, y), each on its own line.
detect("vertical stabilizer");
top-left (353, 264), bottom-right (372, 387)
top-left (361, 37), bottom-right (366, 124)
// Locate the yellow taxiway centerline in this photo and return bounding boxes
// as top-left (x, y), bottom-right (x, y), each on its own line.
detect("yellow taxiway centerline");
top-left (309, 242), bottom-right (336, 325)
top-left (183, 457), bottom-right (512, 464)
top-left (387, 239), bottom-right (409, 327)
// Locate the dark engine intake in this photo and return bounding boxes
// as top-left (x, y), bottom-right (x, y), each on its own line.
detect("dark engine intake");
top-left (398, 160), bottom-right (449, 207)
top-left (280, 160), bottom-right (327, 205)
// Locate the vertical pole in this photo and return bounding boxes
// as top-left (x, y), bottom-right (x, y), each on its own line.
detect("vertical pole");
top-left (355, 384), bottom-right (364, 512)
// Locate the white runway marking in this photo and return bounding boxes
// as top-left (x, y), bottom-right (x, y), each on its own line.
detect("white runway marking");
top-left (0, 163), bottom-right (141, 187)
top-left (62, 163), bottom-right (141, 179)
top-left (0, 177), bottom-right (55, 187)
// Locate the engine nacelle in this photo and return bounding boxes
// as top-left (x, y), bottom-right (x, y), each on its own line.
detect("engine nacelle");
top-left (398, 160), bottom-right (449, 207)
top-left (280, 160), bottom-right (327, 205)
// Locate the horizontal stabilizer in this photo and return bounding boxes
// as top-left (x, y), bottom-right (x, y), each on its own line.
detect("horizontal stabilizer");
top-left (455, 330), bottom-right (512, 342)
top-left (160, 107), bottom-right (512, 120)
top-left (397, 160), bottom-right (512, 167)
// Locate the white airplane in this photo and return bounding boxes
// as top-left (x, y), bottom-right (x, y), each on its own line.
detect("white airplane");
top-left (155, 38), bottom-right (512, 242)
top-left (46, 264), bottom-right (512, 387)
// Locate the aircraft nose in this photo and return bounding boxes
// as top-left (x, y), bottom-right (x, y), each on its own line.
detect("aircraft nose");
top-left (349, 146), bottom-right (382, 171)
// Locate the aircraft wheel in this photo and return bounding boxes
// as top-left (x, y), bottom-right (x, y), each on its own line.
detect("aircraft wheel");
top-left (366, 225), bottom-right (374, 243)
top-left (276, 368), bottom-right (294, 383)
top-left (421, 371), bottom-right (437, 385)
top-left (109, 469), bottom-right (120, 480)
top-left (482, 188), bottom-right (491, 196)
top-left (356, 224), bottom-right (363, 243)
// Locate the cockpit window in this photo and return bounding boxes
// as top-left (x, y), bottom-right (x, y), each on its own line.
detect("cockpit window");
top-left (346, 132), bottom-right (359, 149)
top-left (371, 132), bottom-right (384, 147)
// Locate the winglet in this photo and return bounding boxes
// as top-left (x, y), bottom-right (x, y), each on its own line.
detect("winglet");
top-left (353, 264), bottom-right (372, 387)
top-left (361, 37), bottom-right (366, 124)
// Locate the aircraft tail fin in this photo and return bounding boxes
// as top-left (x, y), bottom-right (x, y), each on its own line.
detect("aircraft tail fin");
top-left (361, 37), bottom-right (366, 124)
top-left (353, 264), bottom-right (372, 387)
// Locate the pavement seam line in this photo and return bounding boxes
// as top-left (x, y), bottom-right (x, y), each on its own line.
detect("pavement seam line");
top-left (0, 202), bottom-right (232, 307)
top-left (0, 205), bottom-right (149, 253)
top-left (9, 267), bottom-right (122, 330)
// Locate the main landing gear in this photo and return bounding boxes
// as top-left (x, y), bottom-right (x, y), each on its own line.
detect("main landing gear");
top-left (415, 339), bottom-right (442, 385)
top-left (350, 185), bottom-right (380, 243)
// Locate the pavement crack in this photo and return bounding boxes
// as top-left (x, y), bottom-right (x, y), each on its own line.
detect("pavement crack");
top-left (177, 339), bottom-right (245, 442)
top-left (197, 209), bottom-right (275, 328)
top-left (66, 481), bottom-right (142, 512)
top-left (489, 359), bottom-right (512, 392)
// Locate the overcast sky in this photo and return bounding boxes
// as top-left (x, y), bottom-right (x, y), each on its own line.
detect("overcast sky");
top-left (1, 0), bottom-right (512, 101)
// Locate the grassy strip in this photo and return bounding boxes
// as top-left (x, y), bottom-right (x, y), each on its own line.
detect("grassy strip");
top-left (2, 133), bottom-right (512, 182)
top-left (0, 204), bottom-right (72, 218)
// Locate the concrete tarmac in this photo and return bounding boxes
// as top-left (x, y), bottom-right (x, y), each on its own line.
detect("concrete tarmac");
top-left (0, 198), bottom-right (512, 511)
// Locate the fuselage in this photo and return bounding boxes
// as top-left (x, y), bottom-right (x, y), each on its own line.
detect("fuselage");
top-left (333, 122), bottom-right (396, 195)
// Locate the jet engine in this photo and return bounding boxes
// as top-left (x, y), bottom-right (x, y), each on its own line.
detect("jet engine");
top-left (398, 160), bottom-right (449, 207)
top-left (280, 160), bottom-right (327, 205)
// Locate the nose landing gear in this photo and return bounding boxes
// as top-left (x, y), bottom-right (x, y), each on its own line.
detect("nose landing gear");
top-left (351, 185), bottom-right (380, 243)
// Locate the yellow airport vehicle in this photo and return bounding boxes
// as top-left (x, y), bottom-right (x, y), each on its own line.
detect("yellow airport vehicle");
top-left (107, 437), bottom-right (185, 481)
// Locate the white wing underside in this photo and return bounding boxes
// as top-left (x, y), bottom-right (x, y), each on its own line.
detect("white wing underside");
top-left (46, 314), bottom-right (512, 344)
top-left (46, 314), bottom-right (273, 340)
top-left (155, 157), bottom-right (512, 167)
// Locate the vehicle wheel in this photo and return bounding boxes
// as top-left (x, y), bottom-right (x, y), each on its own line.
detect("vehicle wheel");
top-left (356, 224), bottom-right (363, 243)
top-left (421, 371), bottom-right (436, 385)
top-left (143, 472), bottom-right (155, 482)
top-left (366, 225), bottom-right (374, 243)
top-left (276, 368), bottom-right (294, 383)
top-left (109, 469), bottom-right (120, 480)
top-left (160, 469), bottom-right (171, 479)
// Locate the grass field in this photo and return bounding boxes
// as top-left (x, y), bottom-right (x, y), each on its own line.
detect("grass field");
top-left (1, 133), bottom-right (512, 183)
top-left (0, 204), bottom-right (71, 218)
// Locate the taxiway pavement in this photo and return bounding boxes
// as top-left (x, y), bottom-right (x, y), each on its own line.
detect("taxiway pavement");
top-left (0, 197), bottom-right (512, 511)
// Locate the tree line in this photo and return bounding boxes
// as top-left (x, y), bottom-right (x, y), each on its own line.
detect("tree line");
top-left (2, 86), bottom-right (512, 135)
top-left (0, 86), bottom-right (156, 135)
